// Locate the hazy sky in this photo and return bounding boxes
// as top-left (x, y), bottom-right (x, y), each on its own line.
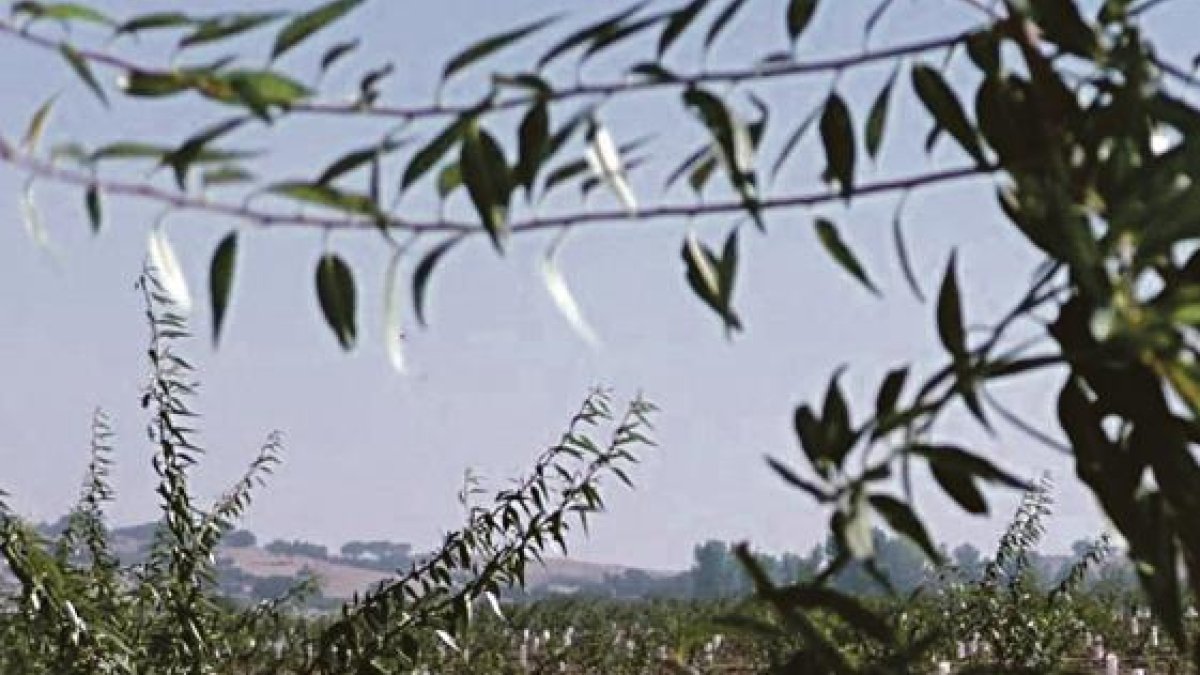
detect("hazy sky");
top-left (1, 0), bottom-right (1196, 570)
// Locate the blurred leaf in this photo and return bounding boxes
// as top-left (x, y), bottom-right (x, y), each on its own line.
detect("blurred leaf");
top-left (443, 14), bottom-right (557, 82)
top-left (21, 96), bottom-right (55, 153)
top-left (538, 2), bottom-right (646, 69)
top-left (820, 93), bottom-right (855, 197)
top-left (936, 253), bottom-right (965, 356)
top-left (773, 584), bottom-right (891, 641)
top-left (584, 122), bottom-right (638, 213)
top-left (436, 162), bottom-right (462, 198)
top-left (268, 181), bottom-right (381, 217)
top-left (786, 0), bottom-right (819, 44)
top-left (460, 123), bottom-right (511, 251)
top-left (582, 13), bottom-right (664, 61)
top-left (540, 231), bottom-right (599, 347)
top-left (815, 218), bottom-right (878, 295)
top-left (514, 100), bottom-right (550, 194)
top-left (868, 494), bottom-right (940, 561)
top-left (684, 87), bottom-right (759, 225)
top-left (315, 253), bottom-right (357, 350)
top-left (84, 185), bottom-right (101, 233)
top-left (704, 0), bottom-right (748, 51)
top-left (147, 226), bottom-right (192, 314)
top-left (771, 105), bottom-right (819, 178)
top-left (383, 247), bottom-right (405, 373)
top-left (272, 0), bottom-right (364, 61)
top-left (681, 229), bottom-right (741, 333)
top-left (892, 196), bottom-right (924, 301)
top-left (115, 11), bottom-right (193, 34)
top-left (12, 2), bottom-right (112, 26)
top-left (911, 65), bottom-right (985, 164)
top-left (658, 0), bottom-right (708, 57)
top-left (60, 45), bottom-right (107, 107)
top-left (412, 236), bottom-right (465, 326)
top-left (179, 12), bottom-right (283, 49)
top-left (202, 165), bottom-right (255, 187)
top-left (209, 231), bottom-right (238, 345)
top-left (317, 137), bottom-right (405, 185)
top-left (865, 66), bottom-right (897, 160)
top-left (163, 116), bottom-right (248, 189)
top-left (119, 70), bottom-right (193, 98)
top-left (319, 39), bottom-right (360, 73)
top-left (766, 456), bottom-right (829, 501)
top-left (874, 367), bottom-right (908, 422)
top-left (965, 29), bottom-right (1000, 74)
top-left (401, 115), bottom-right (471, 190)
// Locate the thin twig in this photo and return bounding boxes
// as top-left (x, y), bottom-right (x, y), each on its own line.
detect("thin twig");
top-left (0, 135), bottom-right (994, 236)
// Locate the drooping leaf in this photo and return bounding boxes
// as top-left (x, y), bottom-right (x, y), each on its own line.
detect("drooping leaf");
top-left (912, 443), bottom-right (1029, 515)
top-left (514, 100), bottom-right (550, 194)
top-left (267, 182), bottom-right (381, 217)
top-left (84, 185), bottom-right (101, 233)
top-left (865, 66), bottom-right (897, 160)
top-left (319, 39), bottom-right (360, 73)
top-left (60, 45), bottom-right (107, 107)
top-left (401, 115), bottom-right (471, 190)
top-left (682, 229), bottom-right (741, 333)
top-left (684, 87), bottom-right (759, 224)
top-left (19, 182), bottom-right (53, 256)
top-left (584, 122), bottom-right (637, 213)
top-left (443, 14), bottom-right (557, 82)
top-left (657, 0), bottom-right (708, 57)
top-left (209, 232), bottom-right (238, 345)
top-left (459, 123), bottom-right (512, 250)
top-left (704, 0), bottom-right (748, 51)
top-left (766, 456), bottom-right (829, 501)
top-left (936, 252), bottom-right (965, 356)
top-left (874, 367), bottom-right (908, 423)
top-left (820, 93), bottom-right (855, 197)
top-left (911, 65), bottom-right (986, 164)
top-left (179, 12), bottom-right (284, 50)
top-left (814, 217), bottom-right (878, 295)
top-left (412, 236), bottom-right (465, 326)
top-left (540, 231), bottom-right (600, 347)
top-left (315, 253), bottom-right (357, 350)
top-left (382, 247), bottom-right (406, 373)
top-left (12, 2), bottom-right (112, 27)
top-left (272, 0), bottom-right (364, 61)
top-left (868, 494), bottom-right (940, 561)
top-left (891, 194), bottom-right (924, 301)
top-left (217, 70), bottom-right (313, 111)
top-left (147, 226), bottom-right (192, 314)
top-left (786, 0), bottom-right (819, 45)
top-left (21, 96), bottom-right (56, 153)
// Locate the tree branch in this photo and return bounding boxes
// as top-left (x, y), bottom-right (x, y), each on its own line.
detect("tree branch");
top-left (0, 18), bottom-right (973, 122)
top-left (0, 134), bottom-right (992, 237)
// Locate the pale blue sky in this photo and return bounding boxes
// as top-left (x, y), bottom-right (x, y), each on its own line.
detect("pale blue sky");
top-left (1, 0), bottom-right (1195, 569)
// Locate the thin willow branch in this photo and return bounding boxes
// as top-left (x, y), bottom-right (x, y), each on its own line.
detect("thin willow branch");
top-left (0, 18), bottom-right (973, 122)
top-left (0, 135), bottom-right (993, 236)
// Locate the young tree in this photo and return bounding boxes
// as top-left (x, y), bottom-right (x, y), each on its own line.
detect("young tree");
top-left (3, 0), bottom-right (1200, 666)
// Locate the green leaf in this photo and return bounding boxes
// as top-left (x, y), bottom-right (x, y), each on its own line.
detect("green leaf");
top-left (681, 229), bottom-right (741, 333)
top-left (60, 44), bottom-right (107, 107)
top-left (868, 494), bottom-right (940, 562)
top-left (912, 444), bottom-right (1029, 515)
top-left (443, 14), bottom-right (557, 82)
top-left (683, 87), bottom-right (759, 225)
top-left (911, 65), bottom-right (985, 165)
top-left (793, 404), bottom-right (825, 475)
top-left (658, 0), bottom-right (708, 57)
top-left (766, 456), bottom-right (828, 501)
top-left (12, 2), bottom-right (112, 26)
top-left (773, 584), bottom-right (891, 641)
top-left (865, 67), bottom-right (897, 160)
top-left (218, 70), bottom-right (312, 110)
top-left (317, 138), bottom-right (405, 185)
top-left (874, 367), bottom-right (908, 422)
top-left (119, 70), bottom-right (193, 98)
top-left (412, 236), bottom-right (465, 326)
top-left (582, 14), bottom-right (664, 61)
top-left (819, 93), bottom-right (855, 197)
top-left (21, 96), bottom-right (56, 153)
top-left (401, 115), bottom-right (471, 190)
top-left (209, 232), bottom-right (238, 346)
top-left (771, 105), bottom-right (819, 179)
top-left (202, 165), bottom-right (255, 187)
top-left (929, 462), bottom-right (987, 514)
top-left (115, 12), bottom-right (194, 34)
top-left (268, 182), bottom-right (381, 217)
top-left (459, 123), bottom-right (511, 251)
top-left (163, 116), bottom-right (248, 189)
top-left (84, 185), bottom-right (101, 233)
top-left (821, 372), bottom-right (853, 468)
top-left (704, 0), bottom-right (748, 51)
top-left (272, 0), bottom-right (364, 61)
top-left (814, 217), bottom-right (878, 295)
top-left (436, 162), bottom-right (462, 198)
top-left (179, 12), bottom-right (283, 49)
top-left (315, 253), bottom-right (357, 350)
top-left (936, 253), bottom-right (965, 356)
top-left (514, 100), bottom-right (550, 194)
top-left (965, 29), bottom-right (1000, 75)
top-left (786, 0), bottom-right (819, 44)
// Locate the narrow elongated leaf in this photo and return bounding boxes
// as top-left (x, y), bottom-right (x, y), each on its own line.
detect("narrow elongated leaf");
top-left (209, 232), bottom-right (238, 345)
top-left (541, 231), bottom-right (600, 347)
top-left (771, 105), bottom-right (819, 179)
top-left (272, 0), bottom-right (364, 61)
top-left (892, 195), bottom-right (924, 301)
top-left (317, 138), bottom-right (405, 185)
top-left (868, 494), bottom-right (939, 561)
top-left (401, 115), bottom-right (470, 190)
top-left (119, 70), bottom-right (193, 98)
top-left (820, 93), bottom-right (855, 197)
top-left (268, 182), bottom-right (381, 217)
top-left (814, 217), bottom-right (878, 295)
top-left (929, 463), bottom-right (987, 514)
top-left (412, 236), bottom-right (465, 326)
top-left (681, 229), bottom-right (741, 333)
top-left (538, 3), bottom-right (646, 69)
top-left (459, 124), bottom-right (511, 250)
top-left (13, 2), bottom-right (112, 26)
top-left (582, 14), bottom-right (664, 61)
top-left (219, 70), bottom-right (312, 108)
top-left (936, 253), bottom-right (965, 356)
top-left (684, 87), bottom-right (759, 222)
top-left (21, 97), bottom-right (55, 153)
top-left (315, 253), bottom-right (356, 350)
top-left (163, 116), bottom-right (248, 189)
top-left (147, 227), bottom-right (192, 314)
top-left (382, 247), bottom-right (406, 373)
top-left (786, 0), bottom-right (819, 44)
top-left (514, 100), bottom-right (550, 194)
top-left (658, 0), bottom-right (708, 57)
top-left (85, 185), bottom-right (101, 233)
top-left (443, 14), bottom-right (557, 82)
top-left (179, 12), bottom-right (283, 49)
top-left (320, 39), bottom-right (360, 73)
top-left (865, 67), bottom-right (897, 160)
top-left (60, 45), bottom-right (107, 106)
top-left (874, 367), bottom-right (908, 422)
top-left (202, 165), bottom-right (254, 187)
top-left (911, 65), bottom-right (985, 164)
top-left (584, 122), bottom-right (637, 213)
top-left (116, 12), bottom-right (193, 34)
top-left (766, 456), bottom-right (829, 501)
top-left (704, 0), bottom-right (748, 51)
